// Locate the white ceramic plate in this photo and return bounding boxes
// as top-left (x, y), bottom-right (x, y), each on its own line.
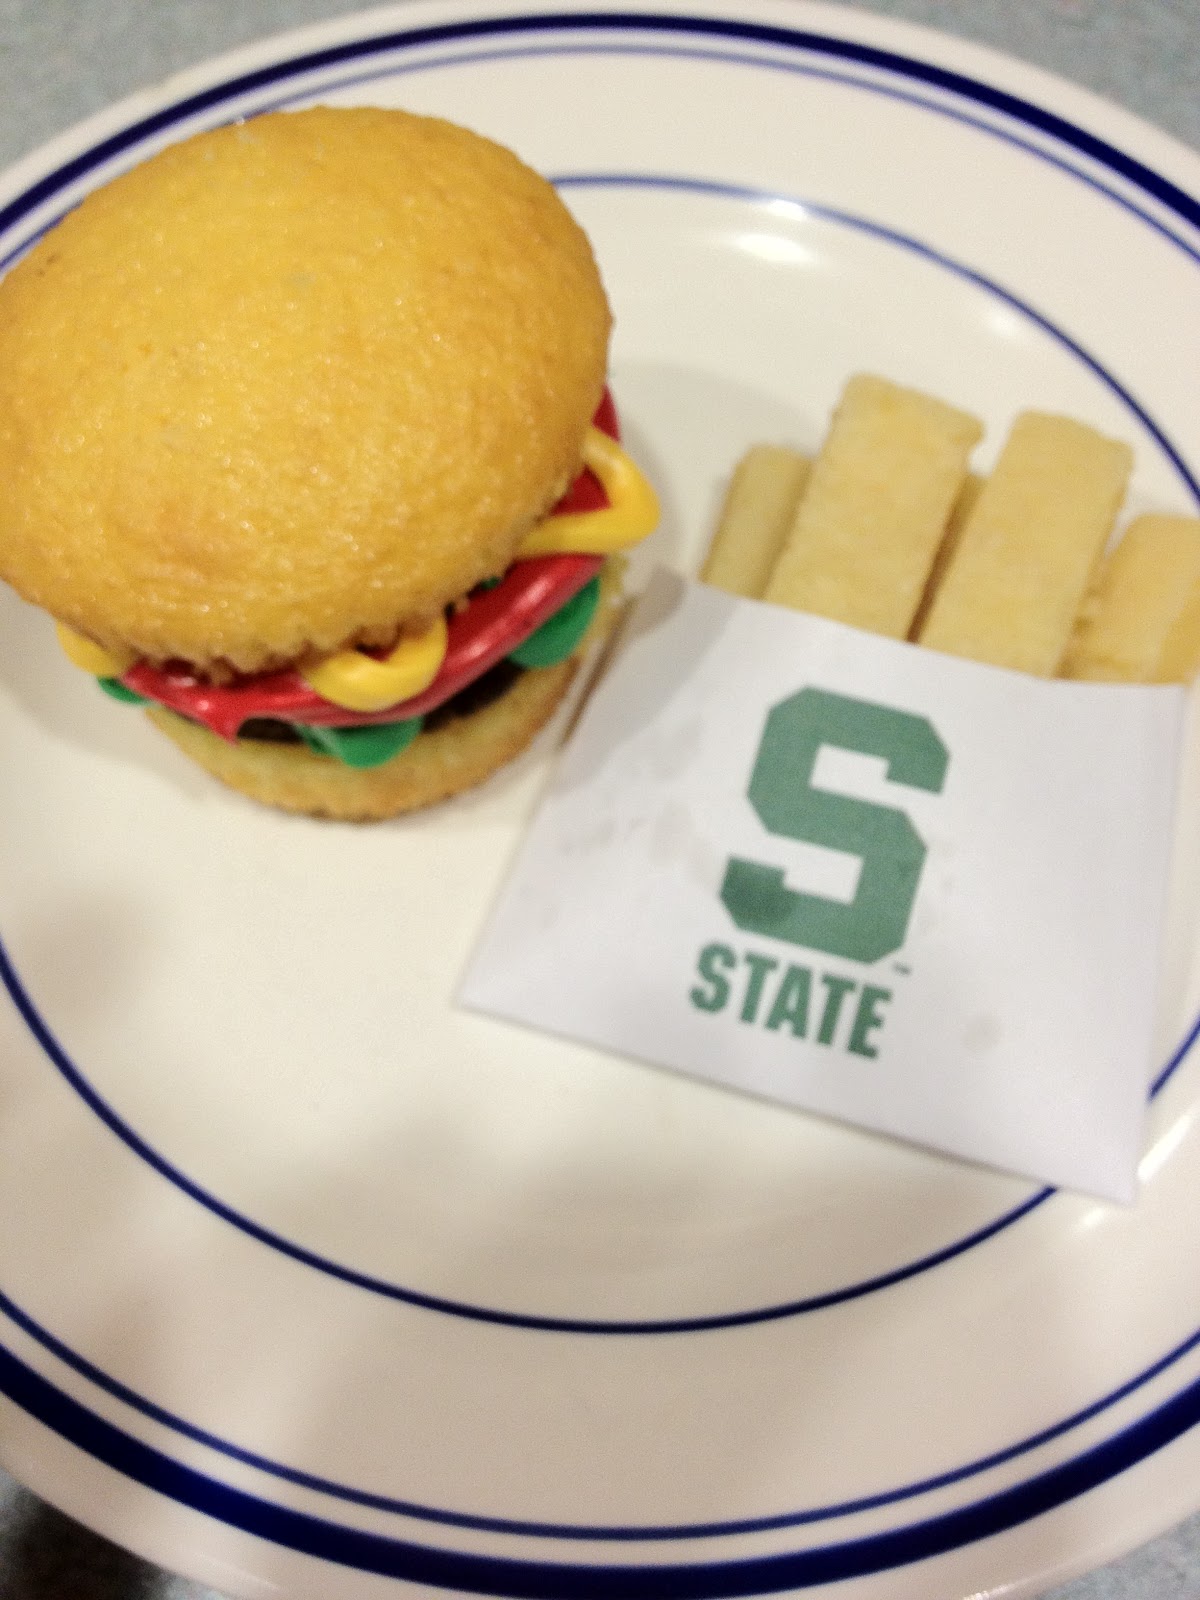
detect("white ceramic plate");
top-left (1, 3), bottom-right (1198, 1596)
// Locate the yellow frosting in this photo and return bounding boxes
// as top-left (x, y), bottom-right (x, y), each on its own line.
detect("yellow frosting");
top-left (291, 430), bottom-right (656, 712)
top-left (56, 621), bottom-right (125, 677)
top-left (516, 428), bottom-right (659, 559)
top-left (299, 614), bottom-right (449, 714)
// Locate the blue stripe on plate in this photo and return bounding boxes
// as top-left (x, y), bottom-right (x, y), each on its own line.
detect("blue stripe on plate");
top-left (3, 1334), bottom-right (1200, 1593)
top-left (0, 924), bottom-right (1066, 1331)
top-left (555, 174), bottom-right (1199, 503)
top-left (0, 11), bottom-right (1197, 242)
top-left (4, 1279), bottom-right (1200, 1539)
top-left (241, 41), bottom-right (1200, 272)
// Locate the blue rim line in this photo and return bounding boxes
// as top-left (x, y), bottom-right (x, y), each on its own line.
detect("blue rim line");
top-left (554, 174), bottom-right (1200, 505)
top-left (8, 37), bottom-right (1200, 283)
top-left (4, 1280), bottom-right (1200, 1540)
top-left (244, 41), bottom-right (1200, 273)
top-left (0, 927), bottom-right (1060, 1333)
top-left (4, 1334), bottom-right (1200, 1596)
top-left (0, 11), bottom-right (1197, 247)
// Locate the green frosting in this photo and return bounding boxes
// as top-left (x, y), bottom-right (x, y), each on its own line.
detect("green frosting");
top-left (98, 678), bottom-right (149, 705)
top-left (508, 577), bottom-right (600, 669)
top-left (295, 718), bottom-right (424, 769)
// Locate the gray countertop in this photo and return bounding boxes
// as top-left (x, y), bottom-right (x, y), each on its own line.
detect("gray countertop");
top-left (0, 1), bottom-right (1198, 1596)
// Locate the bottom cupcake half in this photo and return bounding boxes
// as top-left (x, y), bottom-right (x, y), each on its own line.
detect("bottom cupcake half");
top-left (148, 652), bottom-right (583, 822)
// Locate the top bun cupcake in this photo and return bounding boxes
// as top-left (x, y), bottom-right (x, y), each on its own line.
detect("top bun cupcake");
top-left (0, 107), bottom-right (657, 818)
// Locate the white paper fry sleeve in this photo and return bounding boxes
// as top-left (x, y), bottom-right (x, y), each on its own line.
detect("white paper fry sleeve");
top-left (459, 569), bottom-right (1186, 1202)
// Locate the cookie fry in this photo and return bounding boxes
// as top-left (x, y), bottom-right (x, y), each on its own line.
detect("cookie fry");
top-left (918, 412), bottom-right (1132, 676)
top-left (763, 374), bottom-right (982, 638)
top-left (701, 445), bottom-right (810, 600)
top-left (1063, 513), bottom-right (1200, 683)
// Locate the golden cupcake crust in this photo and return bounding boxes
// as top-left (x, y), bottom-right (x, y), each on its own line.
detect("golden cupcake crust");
top-left (0, 107), bottom-right (611, 672)
top-left (148, 657), bottom-right (580, 820)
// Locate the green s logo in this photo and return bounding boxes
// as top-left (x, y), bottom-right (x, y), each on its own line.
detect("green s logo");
top-left (721, 688), bottom-right (948, 964)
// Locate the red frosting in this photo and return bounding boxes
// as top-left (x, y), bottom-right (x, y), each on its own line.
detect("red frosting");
top-left (124, 554), bottom-right (603, 739)
top-left (121, 391), bottom-right (619, 740)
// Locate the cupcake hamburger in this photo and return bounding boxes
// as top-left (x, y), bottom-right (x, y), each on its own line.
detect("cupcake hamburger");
top-left (0, 107), bottom-right (657, 819)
